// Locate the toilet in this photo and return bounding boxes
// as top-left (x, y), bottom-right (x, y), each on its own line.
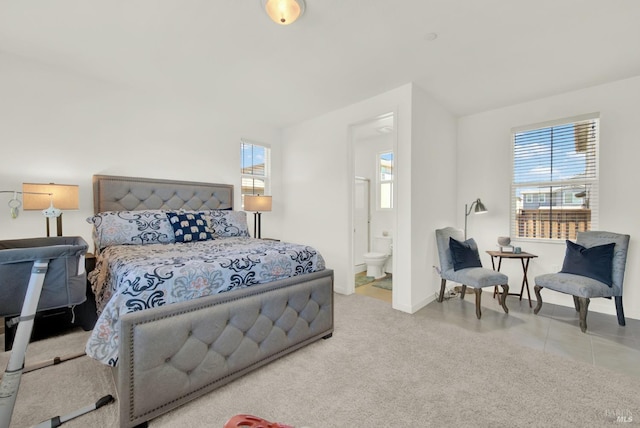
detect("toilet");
top-left (363, 236), bottom-right (392, 279)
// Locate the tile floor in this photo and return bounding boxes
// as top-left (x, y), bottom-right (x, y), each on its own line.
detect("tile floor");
top-left (355, 279), bottom-right (640, 378)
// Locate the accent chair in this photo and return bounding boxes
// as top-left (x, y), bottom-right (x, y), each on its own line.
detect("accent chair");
top-left (534, 231), bottom-right (630, 333)
top-left (435, 227), bottom-right (509, 319)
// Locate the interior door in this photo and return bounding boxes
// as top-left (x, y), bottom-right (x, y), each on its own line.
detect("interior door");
top-left (354, 178), bottom-right (369, 267)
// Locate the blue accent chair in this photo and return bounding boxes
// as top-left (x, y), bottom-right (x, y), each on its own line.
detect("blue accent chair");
top-left (435, 227), bottom-right (510, 319)
top-left (534, 231), bottom-right (630, 333)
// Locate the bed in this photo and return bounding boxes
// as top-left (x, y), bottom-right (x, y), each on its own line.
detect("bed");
top-left (87, 175), bottom-right (334, 428)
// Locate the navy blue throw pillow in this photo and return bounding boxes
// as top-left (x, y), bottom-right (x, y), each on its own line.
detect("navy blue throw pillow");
top-left (560, 240), bottom-right (615, 287)
top-left (449, 237), bottom-right (483, 271)
top-left (166, 212), bottom-right (213, 243)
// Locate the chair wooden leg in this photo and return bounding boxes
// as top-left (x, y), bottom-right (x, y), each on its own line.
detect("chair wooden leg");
top-left (572, 296), bottom-right (580, 312)
top-left (438, 279), bottom-right (447, 303)
top-left (460, 285), bottom-right (467, 299)
top-left (578, 297), bottom-right (590, 333)
top-left (499, 284), bottom-right (509, 314)
top-left (615, 296), bottom-right (626, 326)
top-left (533, 285), bottom-right (543, 315)
top-left (475, 288), bottom-right (482, 319)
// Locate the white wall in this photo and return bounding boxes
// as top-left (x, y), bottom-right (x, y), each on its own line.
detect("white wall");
top-left (409, 84), bottom-right (458, 311)
top-left (0, 53), bottom-right (282, 246)
top-left (281, 83), bottom-right (457, 313)
top-left (458, 75), bottom-right (640, 320)
top-left (8, 48), bottom-right (630, 321)
top-left (0, 55), bottom-right (458, 317)
top-left (280, 84), bottom-right (409, 308)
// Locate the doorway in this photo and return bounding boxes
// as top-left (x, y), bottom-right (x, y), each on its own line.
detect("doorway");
top-left (349, 112), bottom-right (395, 303)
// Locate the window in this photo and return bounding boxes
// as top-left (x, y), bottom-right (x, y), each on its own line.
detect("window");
top-left (378, 151), bottom-right (393, 209)
top-left (563, 190), bottom-right (581, 205)
top-left (241, 140), bottom-right (270, 207)
top-left (511, 114), bottom-right (599, 241)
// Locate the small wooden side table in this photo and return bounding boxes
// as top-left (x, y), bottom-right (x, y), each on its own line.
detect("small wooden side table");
top-left (486, 250), bottom-right (538, 308)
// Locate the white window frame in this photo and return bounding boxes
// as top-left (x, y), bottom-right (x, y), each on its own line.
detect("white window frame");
top-left (511, 113), bottom-right (599, 241)
top-left (241, 139), bottom-right (271, 208)
top-left (377, 150), bottom-right (393, 210)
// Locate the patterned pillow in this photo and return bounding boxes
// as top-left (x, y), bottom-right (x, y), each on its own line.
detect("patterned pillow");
top-left (166, 212), bottom-right (213, 242)
top-left (87, 210), bottom-right (175, 249)
top-left (201, 210), bottom-right (251, 238)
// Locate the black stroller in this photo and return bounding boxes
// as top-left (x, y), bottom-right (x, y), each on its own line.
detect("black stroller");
top-left (0, 237), bottom-right (113, 427)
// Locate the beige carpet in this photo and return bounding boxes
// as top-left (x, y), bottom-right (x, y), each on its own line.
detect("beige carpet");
top-left (2, 294), bottom-right (639, 427)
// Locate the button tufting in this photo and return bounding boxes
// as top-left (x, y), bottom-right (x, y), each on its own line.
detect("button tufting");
top-left (165, 357), bottom-right (171, 363)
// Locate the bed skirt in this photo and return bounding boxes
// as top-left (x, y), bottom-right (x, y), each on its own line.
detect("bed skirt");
top-left (112, 269), bottom-right (334, 427)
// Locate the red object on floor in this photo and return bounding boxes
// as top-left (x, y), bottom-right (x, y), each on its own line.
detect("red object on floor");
top-left (223, 414), bottom-right (294, 428)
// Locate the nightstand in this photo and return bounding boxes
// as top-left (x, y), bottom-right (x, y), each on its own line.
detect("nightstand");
top-left (3, 253), bottom-right (99, 351)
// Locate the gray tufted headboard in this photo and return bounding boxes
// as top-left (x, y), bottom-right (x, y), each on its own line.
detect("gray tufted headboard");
top-left (93, 175), bottom-right (233, 213)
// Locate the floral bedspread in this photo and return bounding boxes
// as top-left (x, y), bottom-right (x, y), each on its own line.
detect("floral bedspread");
top-left (85, 237), bottom-right (325, 366)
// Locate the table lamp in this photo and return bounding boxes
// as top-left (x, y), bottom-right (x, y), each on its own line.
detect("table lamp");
top-left (22, 183), bottom-right (79, 236)
top-left (244, 195), bottom-right (272, 239)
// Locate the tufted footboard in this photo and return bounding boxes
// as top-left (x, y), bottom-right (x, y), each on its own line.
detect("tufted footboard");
top-left (113, 269), bottom-right (334, 427)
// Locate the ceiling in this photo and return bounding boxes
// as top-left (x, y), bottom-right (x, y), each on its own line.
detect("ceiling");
top-left (2, 0), bottom-right (640, 128)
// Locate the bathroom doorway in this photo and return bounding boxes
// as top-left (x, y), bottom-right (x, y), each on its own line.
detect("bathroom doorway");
top-left (350, 112), bottom-right (395, 303)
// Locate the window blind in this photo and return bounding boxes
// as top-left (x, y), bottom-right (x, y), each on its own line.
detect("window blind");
top-left (511, 114), bottom-right (599, 241)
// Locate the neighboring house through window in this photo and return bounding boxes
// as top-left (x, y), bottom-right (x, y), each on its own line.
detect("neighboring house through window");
top-left (378, 151), bottom-right (393, 209)
top-left (241, 140), bottom-right (270, 207)
top-left (511, 114), bottom-right (599, 240)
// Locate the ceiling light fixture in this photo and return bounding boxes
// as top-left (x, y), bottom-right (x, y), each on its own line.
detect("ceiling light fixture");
top-left (262, 0), bottom-right (306, 25)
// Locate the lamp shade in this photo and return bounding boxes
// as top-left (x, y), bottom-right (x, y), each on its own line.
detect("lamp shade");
top-left (474, 199), bottom-right (487, 214)
top-left (22, 183), bottom-right (79, 210)
top-left (244, 195), bottom-right (272, 212)
top-left (263, 0), bottom-right (305, 25)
